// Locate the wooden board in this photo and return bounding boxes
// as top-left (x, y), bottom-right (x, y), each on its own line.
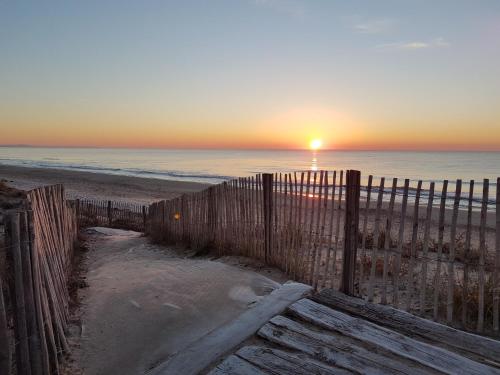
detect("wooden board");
top-left (258, 315), bottom-right (432, 375)
top-left (208, 355), bottom-right (267, 375)
top-left (313, 289), bottom-right (500, 367)
top-left (235, 345), bottom-right (352, 375)
top-left (288, 298), bottom-right (497, 375)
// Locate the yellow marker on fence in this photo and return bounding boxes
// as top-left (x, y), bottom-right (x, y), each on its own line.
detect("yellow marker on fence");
top-left (174, 212), bottom-right (181, 220)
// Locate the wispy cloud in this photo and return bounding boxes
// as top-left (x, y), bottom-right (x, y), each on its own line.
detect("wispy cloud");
top-left (354, 18), bottom-right (396, 34)
top-left (252, 0), bottom-right (305, 18)
top-left (376, 37), bottom-right (450, 51)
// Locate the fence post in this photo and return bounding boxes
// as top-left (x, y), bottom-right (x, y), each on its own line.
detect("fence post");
top-left (142, 205), bottom-right (147, 232)
top-left (75, 199), bottom-right (80, 227)
top-left (207, 187), bottom-right (216, 238)
top-left (5, 212), bottom-right (31, 375)
top-left (107, 200), bottom-right (112, 227)
top-left (0, 273), bottom-right (10, 375)
top-left (494, 177), bottom-right (500, 333)
top-left (341, 170), bottom-right (361, 295)
top-left (20, 212), bottom-right (42, 375)
top-left (263, 173), bottom-right (274, 264)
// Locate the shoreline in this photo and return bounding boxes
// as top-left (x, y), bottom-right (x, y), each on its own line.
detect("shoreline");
top-left (0, 164), bottom-right (209, 204)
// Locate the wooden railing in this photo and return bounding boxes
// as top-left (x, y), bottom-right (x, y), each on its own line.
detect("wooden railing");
top-left (148, 171), bottom-right (500, 335)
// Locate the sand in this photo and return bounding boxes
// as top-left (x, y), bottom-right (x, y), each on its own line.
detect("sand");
top-left (0, 165), bottom-right (208, 204)
top-left (67, 228), bottom-right (286, 375)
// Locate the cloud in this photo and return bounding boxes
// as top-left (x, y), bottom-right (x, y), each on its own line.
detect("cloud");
top-left (354, 18), bottom-right (396, 34)
top-left (376, 37), bottom-right (450, 51)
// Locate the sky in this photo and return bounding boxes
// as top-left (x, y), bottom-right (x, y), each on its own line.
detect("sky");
top-left (1, 0), bottom-right (499, 150)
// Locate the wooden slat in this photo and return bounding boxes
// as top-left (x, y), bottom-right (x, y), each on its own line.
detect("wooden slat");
top-left (406, 180), bottom-right (422, 311)
top-left (433, 180), bottom-right (448, 320)
top-left (259, 315), bottom-right (431, 375)
top-left (462, 180), bottom-right (474, 326)
top-left (360, 175), bottom-right (374, 284)
top-left (292, 172), bottom-right (305, 279)
top-left (368, 177), bottom-right (385, 301)
top-left (287, 173), bottom-right (296, 273)
top-left (419, 182), bottom-right (435, 316)
top-left (393, 179), bottom-right (409, 306)
top-left (235, 345), bottom-right (351, 375)
top-left (289, 298), bottom-right (496, 375)
top-left (208, 355), bottom-right (267, 375)
top-left (332, 170), bottom-right (344, 284)
top-left (303, 172), bottom-right (318, 280)
top-left (19, 212), bottom-right (43, 375)
top-left (477, 179), bottom-right (489, 333)
top-left (381, 178), bottom-right (397, 305)
top-left (311, 171), bottom-right (327, 287)
top-left (313, 289), bottom-right (500, 367)
top-left (447, 179), bottom-right (462, 323)
top-left (322, 171), bottom-right (337, 289)
top-left (0, 274), bottom-right (11, 375)
top-left (495, 177), bottom-right (500, 333)
top-left (6, 212), bottom-right (32, 375)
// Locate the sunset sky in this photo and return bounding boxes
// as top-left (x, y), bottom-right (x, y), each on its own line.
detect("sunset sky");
top-left (1, 1), bottom-right (499, 150)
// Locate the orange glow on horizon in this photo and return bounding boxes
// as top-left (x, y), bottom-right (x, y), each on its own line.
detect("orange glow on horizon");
top-left (1, 105), bottom-right (499, 151)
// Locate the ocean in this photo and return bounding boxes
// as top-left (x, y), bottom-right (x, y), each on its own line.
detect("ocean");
top-left (0, 147), bottom-right (498, 204)
top-left (1, 147), bottom-right (498, 183)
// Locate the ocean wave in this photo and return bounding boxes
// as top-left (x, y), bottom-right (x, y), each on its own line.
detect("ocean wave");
top-left (0, 159), bottom-right (232, 184)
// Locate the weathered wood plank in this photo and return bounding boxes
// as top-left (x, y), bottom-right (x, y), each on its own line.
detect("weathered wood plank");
top-left (6, 212), bottom-right (32, 375)
top-left (313, 289), bottom-right (500, 367)
top-left (433, 180), bottom-right (448, 320)
top-left (463, 180), bottom-right (474, 327)
top-left (405, 180), bottom-right (422, 311)
top-left (360, 175), bottom-right (373, 286)
top-left (393, 179), bottom-right (409, 306)
top-left (368, 177), bottom-right (385, 302)
top-left (419, 182), bottom-right (435, 315)
top-left (447, 179), bottom-right (462, 322)
top-left (259, 315), bottom-right (431, 375)
top-left (208, 355), bottom-right (267, 375)
top-left (0, 274), bottom-right (11, 375)
top-left (382, 177), bottom-right (397, 305)
top-left (322, 171), bottom-right (337, 289)
top-left (288, 298), bottom-right (497, 375)
top-left (478, 179), bottom-right (489, 332)
top-left (236, 345), bottom-right (352, 375)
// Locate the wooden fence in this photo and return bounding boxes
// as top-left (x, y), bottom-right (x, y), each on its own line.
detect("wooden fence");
top-left (2, 185), bottom-right (78, 375)
top-left (357, 175), bottom-right (500, 334)
top-left (148, 170), bottom-right (500, 335)
top-left (76, 199), bottom-right (147, 232)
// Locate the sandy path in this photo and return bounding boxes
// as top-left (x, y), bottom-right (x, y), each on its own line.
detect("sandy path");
top-left (71, 228), bottom-right (282, 375)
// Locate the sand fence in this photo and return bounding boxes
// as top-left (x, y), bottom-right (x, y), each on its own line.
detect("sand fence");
top-left (1, 185), bottom-right (78, 375)
top-left (1, 171), bottom-right (499, 374)
top-left (75, 198), bottom-right (147, 232)
top-left (147, 170), bottom-right (500, 336)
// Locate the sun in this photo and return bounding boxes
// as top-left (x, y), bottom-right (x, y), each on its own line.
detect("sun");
top-left (310, 139), bottom-right (322, 150)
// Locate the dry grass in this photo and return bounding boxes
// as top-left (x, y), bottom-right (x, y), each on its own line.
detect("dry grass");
top-left (453, 275), bottom-right (497, 331)
top-left (358, 255), bottom-right (394, 278)
top-left (0, 180), bottom-right (26, 211)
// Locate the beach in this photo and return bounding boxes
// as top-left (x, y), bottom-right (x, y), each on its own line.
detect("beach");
top-left (0, 164), bottom-right (209, 204)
